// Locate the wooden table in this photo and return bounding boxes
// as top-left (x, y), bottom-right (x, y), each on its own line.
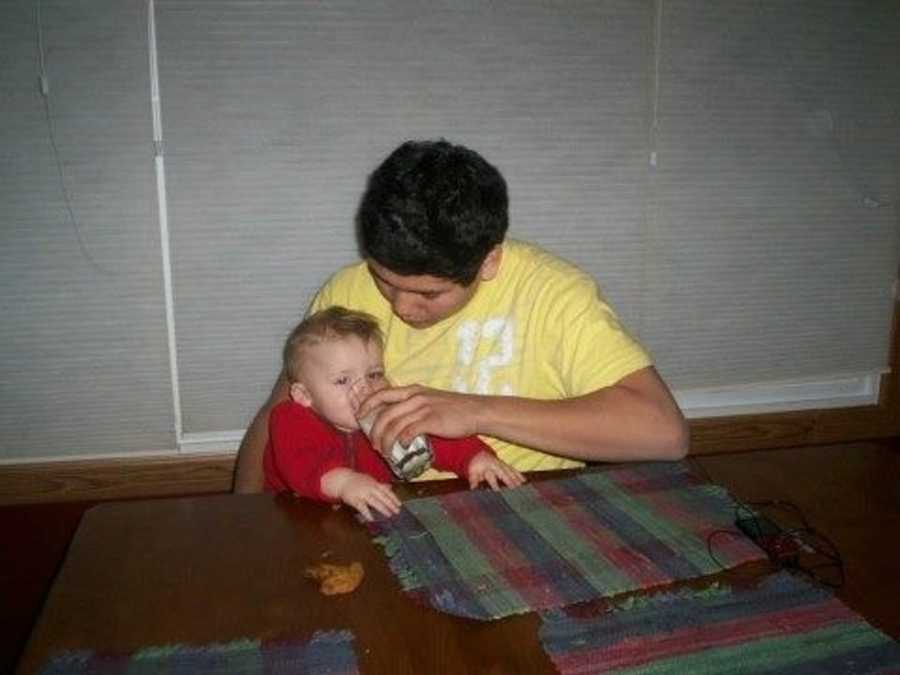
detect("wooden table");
top-left (17, 442), bottom-right (900, 674)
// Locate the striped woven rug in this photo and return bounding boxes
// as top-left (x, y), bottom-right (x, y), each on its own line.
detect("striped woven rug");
top-left (39, 630), bottom-right (359, 675)
top-left (368, 462), bottom-right (765, 620)
top-left (539, 572), bottom-right (900, 674)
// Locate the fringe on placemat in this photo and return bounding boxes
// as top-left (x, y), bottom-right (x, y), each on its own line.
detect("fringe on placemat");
top-left (370, 532), bottom-right (423, 593)
top-left (369, 515), bottom-right (497, 620)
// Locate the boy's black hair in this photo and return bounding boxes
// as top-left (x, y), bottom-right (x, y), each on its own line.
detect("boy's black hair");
top-left (357, 140), bottom-right (509, 286)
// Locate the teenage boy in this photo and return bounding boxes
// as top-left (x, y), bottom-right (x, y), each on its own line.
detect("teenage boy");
top-left (235, 140), bottom-right (687, 492)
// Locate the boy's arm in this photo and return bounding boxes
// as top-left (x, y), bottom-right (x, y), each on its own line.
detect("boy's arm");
top-left (234, 371), bottom-right (290, 493)
top-left (359, 366), bottom-right (688, 464)
top-left (360, 276), bottom-right (687, 464)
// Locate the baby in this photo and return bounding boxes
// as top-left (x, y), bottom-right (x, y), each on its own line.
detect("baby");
top-left (263, 306), bottom-right (525, 519)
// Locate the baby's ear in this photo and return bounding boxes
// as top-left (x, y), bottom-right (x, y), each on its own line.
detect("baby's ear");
top-left (289, 382), bottom-right (313, 407)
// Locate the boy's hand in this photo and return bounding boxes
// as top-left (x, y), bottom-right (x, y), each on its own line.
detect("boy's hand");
top-left (321, 469), bottom-right (401, 521)
top-left (467, 451), bottom-right (526, 491)
top-left (356, 384), bottom-right (482, 455)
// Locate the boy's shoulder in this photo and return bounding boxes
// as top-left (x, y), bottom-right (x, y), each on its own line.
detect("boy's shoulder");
top-left (315, 259), bottom-right (385, 314)
top-left (500, 239), bottom-right (598, 301)
top-left (322, 259), bottom-right (371, 291)
top-left (505, 239), bottom-right (592, 280)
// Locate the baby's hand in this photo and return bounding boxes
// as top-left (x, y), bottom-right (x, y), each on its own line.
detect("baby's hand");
top-left (322, 469), bottom-right (401, 521)
top-left (467, 451), bottom-right (526, 491)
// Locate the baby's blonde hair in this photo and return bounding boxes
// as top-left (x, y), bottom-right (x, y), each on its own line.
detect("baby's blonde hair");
top-left (283, 306), bottom-right (383, 383)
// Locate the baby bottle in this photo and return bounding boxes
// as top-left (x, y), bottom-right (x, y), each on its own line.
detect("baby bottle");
top-left (350, 378), bottom-right (434, 480)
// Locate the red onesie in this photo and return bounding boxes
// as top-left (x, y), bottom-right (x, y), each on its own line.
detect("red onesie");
top-left (263, 400), bottom-right (491, 500)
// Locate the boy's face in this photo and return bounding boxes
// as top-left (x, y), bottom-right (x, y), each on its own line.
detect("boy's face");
top-left (366, 246), bottom-right (502, 329)
top-left (290, 336), bottom-right (386, 431)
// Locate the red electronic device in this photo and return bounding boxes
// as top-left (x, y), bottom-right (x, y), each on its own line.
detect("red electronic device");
top-left (735, 514), bottom-right (803, 561)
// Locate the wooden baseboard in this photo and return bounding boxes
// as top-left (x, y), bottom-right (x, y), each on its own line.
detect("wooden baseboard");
top-left (689, 399), bottom-right (900, 454)
top-left (3, 297), bottom-right (897, 506)
top-left (0, 454), bottom-right (235, 505)
top-left (692, 292), bottom-right (900, 454)
top-left (1, 404), bottom-right (897, 505)
top-left (692, 292), bottom-right (900, 453)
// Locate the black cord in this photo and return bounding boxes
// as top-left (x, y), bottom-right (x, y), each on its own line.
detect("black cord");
top-left (705, 498), bottom-right (845, 588)
top-left (705, 528), bottom-right (746, 571)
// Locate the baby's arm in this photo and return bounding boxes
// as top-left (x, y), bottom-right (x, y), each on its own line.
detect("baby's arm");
top-left (321, 468), bottom-right (401, 521)
top-left (431, 435), bottom-right (526, 490)
top-left (268, 404), bottom-right (346, 500)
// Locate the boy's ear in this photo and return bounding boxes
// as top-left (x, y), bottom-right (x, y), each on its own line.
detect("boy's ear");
top-left (478, 245), bottom-right (503, 281)
top-left (289, 382), bottom-right (313, 407)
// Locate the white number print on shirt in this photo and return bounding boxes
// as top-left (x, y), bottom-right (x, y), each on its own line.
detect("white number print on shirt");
top-left (453, 318), bottom-right (515, 395)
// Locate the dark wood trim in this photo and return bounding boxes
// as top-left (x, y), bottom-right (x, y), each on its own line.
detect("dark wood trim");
top-left (0, 454), bottom-right (234, 505)
top-left (690, 291), bottom-right (900, 454)
top-left (2, 405), bottom-right (897, 506)
top-left (2, 294), bottom-right (897, 505)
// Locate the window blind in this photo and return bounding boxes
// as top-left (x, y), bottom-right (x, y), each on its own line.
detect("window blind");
top-left (0, 0), bottom-right (174, 459)
top-left (1, 0), bottom-right (897, 459)
top-left (644, 0), bottom-right (898, 391)
top-left (155, 0), bottom-right (653, 435)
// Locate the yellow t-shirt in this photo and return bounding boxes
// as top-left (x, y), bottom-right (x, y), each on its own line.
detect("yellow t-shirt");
top-left (310, 239), bottom-right (652, 476)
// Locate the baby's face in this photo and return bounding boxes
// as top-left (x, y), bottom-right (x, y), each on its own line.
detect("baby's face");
top-left (294, 336), bottom-right (386, 431)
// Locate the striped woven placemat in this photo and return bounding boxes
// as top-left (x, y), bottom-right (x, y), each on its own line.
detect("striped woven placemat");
top-left (39, 630), bottom-right (359, 675)
top-left (369, 462), bottom-right (765, 620)
top-left (539, 572), bottom-right (900, 674)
